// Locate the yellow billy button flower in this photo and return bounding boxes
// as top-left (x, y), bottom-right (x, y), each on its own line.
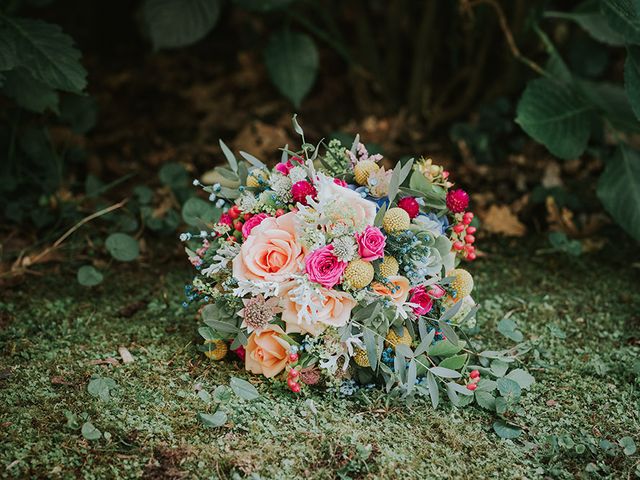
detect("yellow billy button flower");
top-left (447, 268), bottom-right (474, 303)
top-left (382, 207), bottom-right (411, 233)
top-left (246, 170), bottom-right (268, 188)
top-left (385, 327), bottom-right (412, 350)
top-left (354, 160), bottom-right (380, 186)
top-left (379, 255), bottom-right (399, 278)
top-left (353, 348), bottom-right (371, 367)
top-left (203, 339), bottom-right (228, 361)
top-left (344, 259), bottom-right (375, 289)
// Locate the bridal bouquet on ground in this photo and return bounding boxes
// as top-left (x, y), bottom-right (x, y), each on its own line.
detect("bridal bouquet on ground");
top-left (181, 117), bottom-right (530, 415)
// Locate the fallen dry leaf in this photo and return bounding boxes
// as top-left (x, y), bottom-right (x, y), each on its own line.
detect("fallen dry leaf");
top-left (90, 357), bottom-right (120, 367)
top-left (51, 376), bottom-right (72, 386)
top-left (481, 204), bottom-right (526, 237)
top-left (118, 347), bottom-right (134, 364)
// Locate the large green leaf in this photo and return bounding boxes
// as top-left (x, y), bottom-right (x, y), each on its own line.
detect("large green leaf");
top-left (143, 0), bottom-right (221, 50)
top-left (597, 145), bottom-right (640, 241)
top-left (516, 78), bottom-right (592, 160)
top-left (1, 68), bottom-right (59, 113)
top-left (545, 1), bottom-right (625, 46)
top-left (0, 16), bottom-right (86, 93)
top-left (577, 80), bottom-right (640, 132)
top-left (264, 30), bottom-right (318, 107)
top-left (601, 0), bottom-right (640, 44)
top-left (625, 47), bottom-right (640, 120)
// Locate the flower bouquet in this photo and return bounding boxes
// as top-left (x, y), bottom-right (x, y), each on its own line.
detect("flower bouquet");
top-left (181, 117), bottom-right (527, 410)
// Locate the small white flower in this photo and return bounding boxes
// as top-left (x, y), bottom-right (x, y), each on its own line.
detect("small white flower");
top-left (332, 236), bottom-right (357, 262)
top-left (289, 166), bottom-right (308, 183)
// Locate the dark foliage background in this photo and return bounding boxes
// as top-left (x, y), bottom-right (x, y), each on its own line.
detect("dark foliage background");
top-left (1, 0), bottom-right (639, 284)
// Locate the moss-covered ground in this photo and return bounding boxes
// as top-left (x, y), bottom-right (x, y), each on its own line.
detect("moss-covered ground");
top-left (1, 237), bottom-right (639, 479)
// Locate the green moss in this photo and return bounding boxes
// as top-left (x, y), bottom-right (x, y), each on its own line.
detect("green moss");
top-left (1, 238), bottom-right (639, 479)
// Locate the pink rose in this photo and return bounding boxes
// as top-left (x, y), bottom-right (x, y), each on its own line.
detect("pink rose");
top-left (305, 245), bottom-right (347, 288)
top-left (408, 285), bottom-right (446, 315)
top-left (242, 213), bottom-right (270, 239)
top-left (232, 212), bottom-right (304, 282)
top-left (355, 226), bottom-right (386, 262)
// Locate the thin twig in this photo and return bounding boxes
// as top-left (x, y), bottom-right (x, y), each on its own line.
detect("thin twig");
top-left (464, 0), bottom-right (547, 77)
top-left (5, 198), bottom-right (129, 278)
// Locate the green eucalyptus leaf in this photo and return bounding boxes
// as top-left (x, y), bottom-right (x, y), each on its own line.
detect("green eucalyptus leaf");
top-left (497, 377), bottom-right (522, 403)
top-left (429, 366), bottom-right (462, 379)
top-left (81, 421), bottom-right (102, 440)
top-left (87, 377), bottom-right (116, 402)
top-left (505, 369), bottom-right (535, 390)
top-left (475, 391), bottom-right (497, 411)
top-left (229, 377), bottom-right (260, 400)
top-left (497, 318), bottom-right (524, 342)
top-left (438, 353), bottom-right (468, 370)
top-left (426, 371), bottom-right (439, 409)
top-left (181, 197), bottom-right (218, 227)
top-left (77, 265), bottom-right (103, 287)
top-left (493, 420), bottom-right (522, 439)
top-left (105, 233), bottom-right (139, 262)
top-left (427, 340), bottom-right (464, 357)
top-left (198, 410), bottom-right (227, 428)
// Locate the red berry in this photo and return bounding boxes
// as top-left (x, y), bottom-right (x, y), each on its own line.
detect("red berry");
top-left (467, 252), bottom-right (477, 261)
top-left (275, 208), bottom-right (285, 217)
top-left (287, 378), bottom-right (298, 389)
top-left (291, 383), bottom-right (301, 393)
top-left (464, 234), bottom-right (475, 244)
top-left (466, 383), bottom-right (478, 391)
top-left (453, 241), bottom-right (464, 251)
top-left (466, 226), bottom-right (477, 234)
top-left (233, 220), bottom-right (243, 231)
top-left (243, 213), bottom-right (252, 221)
top-left (470, 369), bottom-right (480, 379)
top-left (464, 245), bottom-right (475, 254)
top-left (229, 205), bottom-right (241, 219)
top-left (288, 368), bottom-right (299, 378)
top-left (289, 353), bottom-right (299, 363)
top-left (453, 224), bottom-right (465, 234)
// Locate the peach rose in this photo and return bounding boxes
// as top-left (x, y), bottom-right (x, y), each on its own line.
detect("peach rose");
top-left (232, 211), bottom-right (304, 282)
top-left (371, 275), bottom-right (410, 305)
top-left (245, 324), bottom-right (290, 378)
top-left (280, 281), bottom-right (357, 336)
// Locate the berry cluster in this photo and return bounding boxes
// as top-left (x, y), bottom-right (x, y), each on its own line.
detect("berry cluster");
top-left (286, 348), bottom-right (301, 393)
top-left (451, 211), bottom-right (477, 261)
top-left (466, 369), bottom-right (481, 391)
